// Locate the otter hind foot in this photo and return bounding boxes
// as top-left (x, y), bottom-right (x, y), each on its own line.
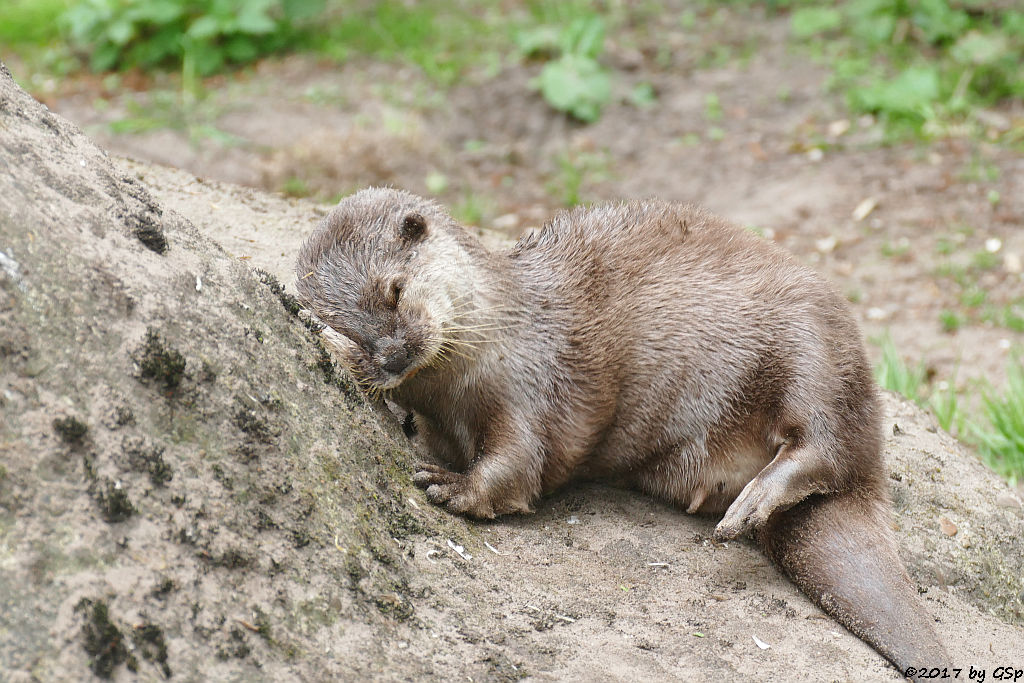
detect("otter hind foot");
top-left (714, 449), bottom-right (826, 541)
top-left (413, 463), bottom-right (497, 519)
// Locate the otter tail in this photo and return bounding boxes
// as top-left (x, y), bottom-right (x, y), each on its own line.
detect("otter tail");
top-left (756, 488), bottom-right (947, 675)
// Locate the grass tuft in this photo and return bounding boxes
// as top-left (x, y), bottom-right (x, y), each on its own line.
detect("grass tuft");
top-left (973, 358), bottom-right (1024, 484)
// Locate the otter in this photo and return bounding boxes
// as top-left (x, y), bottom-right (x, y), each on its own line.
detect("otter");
top-left (295, 187), bottom-right (947, 675)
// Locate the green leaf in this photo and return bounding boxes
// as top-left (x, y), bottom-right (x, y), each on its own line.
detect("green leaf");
top-left (131, 0), bottom-right (183, 25)
top-left (951, 31), bottom-right (1008, 66)
top-left (282, 0), bottom-right (325, 22)
top-left (790, 8), bottom-right (842, 38)
top-left (912, 0), bottom-right (969, 45)
top-left (851, 67), bottom-right (941, 115)
top-left (225, 35), bottom-right (260, 62)
top-left (90, 41), bottom-right (121, 72)
top-left (236, 3), bottom-right (277, 35)
top-left (106, 19), bottom-right (135, 46)
top-left (561, 16), bottom-right (606, 59)
top-left (537, 54), bottom-right (611, 122)
top-left (187, 16), bottom-right (220, 40)
top-left (515, 25), bottom-right (561, 57)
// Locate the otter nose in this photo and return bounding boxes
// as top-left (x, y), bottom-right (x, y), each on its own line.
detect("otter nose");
top-left (380, 342), bottom-right (411, 374)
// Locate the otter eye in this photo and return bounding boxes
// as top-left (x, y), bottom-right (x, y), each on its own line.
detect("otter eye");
top-left (388, 280), bottom-right (403, 309)
top-left (401, 213), bottom-right (426, 241)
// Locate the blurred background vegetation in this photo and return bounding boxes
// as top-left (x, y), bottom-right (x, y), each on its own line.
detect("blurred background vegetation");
top-left (3, 0), bottom-right (1023, 138)
top-left (2, 0), bottom-right (1023, 481)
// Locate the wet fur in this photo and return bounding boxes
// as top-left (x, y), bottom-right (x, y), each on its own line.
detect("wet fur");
top-left (296, 187), bottom-right (947, 674)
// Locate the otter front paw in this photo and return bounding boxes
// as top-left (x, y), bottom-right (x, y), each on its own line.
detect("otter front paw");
top-left (413, 463), bottom-right (496, 519)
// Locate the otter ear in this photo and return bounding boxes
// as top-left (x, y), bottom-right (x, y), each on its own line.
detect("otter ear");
top-left (401, 213), bottom-right (427, 241)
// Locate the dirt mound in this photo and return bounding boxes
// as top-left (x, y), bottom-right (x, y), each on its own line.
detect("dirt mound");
top-left (1, 64), bottom-right (1022, 681)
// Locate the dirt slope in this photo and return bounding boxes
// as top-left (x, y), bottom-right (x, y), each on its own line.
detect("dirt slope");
top-left (2, 64), bottom-right (1023, 682)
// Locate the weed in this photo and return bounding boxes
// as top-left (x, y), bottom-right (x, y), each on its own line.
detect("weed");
top-left (930, 379), bottom-right (963, 434)
top-left (934, 236), bottom-right (956, 255)
top-left (280, 177), bottom-right (311, 198)
top-left (971, 250), bottom-right (1000, 271)
top-left (973, 358), bottom-right (1024, 483)
top-left (314, 1), bottom-right (499, 85)
top-left (703, 93), bottom-right (723, 122)
top-left (424, 171), bottom-right (448, 195)
top-left (874, 334), bottom-right (926, 404)
top-left (880, 238), bottom-right (910, 259)
top-left (938, 310), bottom-right (963, 333)
top-left (628, 82), bottom-right (656, 109)
top-left (983, 302), bottom-right (1024, 333)
top-left (525, 15), bottom-right (612, 122)
top-left (790, 1), bottom-right (1024, 141)
top-left (62, 0), bottom-right (325, 75)
top-left (548, 149), bottom-right (610, 207)
top-left (452, 192), bottom-right (492, 226)
top-left (960, 286), bottom-right (987, 309)
top-left (960, 154), bottom-right (1002, 182)
top-left (0, 0), bottom-right (69, 49)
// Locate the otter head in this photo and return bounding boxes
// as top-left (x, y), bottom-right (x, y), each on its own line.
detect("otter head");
top-left (295, 187), bottom-right (479, 392)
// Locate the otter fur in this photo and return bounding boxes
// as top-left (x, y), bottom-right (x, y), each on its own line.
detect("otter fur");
top-left (295, 187), bottom-right (947, 674)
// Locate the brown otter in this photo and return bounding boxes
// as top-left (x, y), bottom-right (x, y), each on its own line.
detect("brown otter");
top-left (295, 187), bottom-right (947, 675)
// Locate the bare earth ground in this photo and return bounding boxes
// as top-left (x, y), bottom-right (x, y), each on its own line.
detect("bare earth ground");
top-left (3, 6), bottom-right (1024, 682)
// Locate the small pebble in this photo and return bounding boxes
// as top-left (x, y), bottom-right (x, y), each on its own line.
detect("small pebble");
top-left (995, 493), bottom-right (1021, 509)
top-left (1004, 253), bottom-right (1021, 274)
top-left (939, 517), bottom-right (958, 536)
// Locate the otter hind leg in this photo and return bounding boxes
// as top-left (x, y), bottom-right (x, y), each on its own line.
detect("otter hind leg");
top-left (757, 489), bottom-right (948, 675)
top-left (714, 439), bottom-right (836, 541)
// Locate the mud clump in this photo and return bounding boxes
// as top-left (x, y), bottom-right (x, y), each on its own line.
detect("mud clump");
top-left (75, 598), bottom-right (137, 678)
top-left (134, 328), bottom-right (186, 391)
top-left (53, 415), bottom-right (88, 445)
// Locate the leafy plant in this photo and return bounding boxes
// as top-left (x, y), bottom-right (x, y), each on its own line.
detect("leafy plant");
top-left (790, 0), bottom-right (1024, 140)
top-left (0, 0), bottom-right (70, 48)
top-left (521, 15), bottom-right (612, 122)
top-left (62, 0), bottom-right (325, 75)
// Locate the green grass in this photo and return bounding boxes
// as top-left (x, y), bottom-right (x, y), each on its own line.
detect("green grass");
top-left (311, 1), bottom-right (504, 86)
top-left (0, 0), bottom-right (69, 47)
top-left (874, 334), bottom-right (1024, 483)
top-left (547, 149), bottom-right (611, 207)
top-left (874, 334), bottom-right (927, 404)
top-left (974, 359), bottom-right (1024, 485)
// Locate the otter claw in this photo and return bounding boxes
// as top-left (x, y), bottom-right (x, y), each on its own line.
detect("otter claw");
top-left (413, 466), bottom-right (496, 519)
top-left (413, 463), bottom-right (460, 488)
top-left (715, 483), bottom-right (773, 541)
